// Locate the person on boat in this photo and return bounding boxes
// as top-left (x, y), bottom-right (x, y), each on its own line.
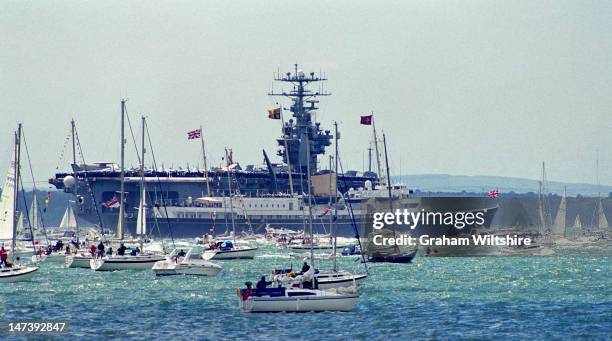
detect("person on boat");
top-left (65, 245), bottom-right (71, 255)
top-left (300, 261), bottom-right (310, 274)
top-left (256, 276), bottom-right (272, 289)
top-left (97, 241), bottom-right (105, 258)
top-left (177, 249), bottom-right (186, 257)
top-left (107, 246), bottom-right (113, 256)
top-left (117, 243), bottom-right (127, 256)
top-left (89, 244), bottom-right (96, 256)
top-left (0, 245), bottom-right (7, 266)
top-left (55, 239), bottom-right (63, 252)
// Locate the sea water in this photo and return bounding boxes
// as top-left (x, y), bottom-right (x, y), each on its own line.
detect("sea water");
top-left (0, 243), bottom-right (610, 340)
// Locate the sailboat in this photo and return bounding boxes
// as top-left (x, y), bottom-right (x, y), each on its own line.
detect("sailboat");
top-left (596, 196), bottom-right (608, 231)
top-left (237, 68), bottom-right (361, 312)
top-left (202, 148), bottom-right (257, 260)
top-left (90, 111), bottom-right (164, 271)
top-left (552, 187), bottom-right (567, 237)
top-left (0, 124), bottom-right (39, 282)
top-left (367, 130), bottom-right (416, 263)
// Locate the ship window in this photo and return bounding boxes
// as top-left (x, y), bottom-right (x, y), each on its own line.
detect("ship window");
top-left (289, 203), bottom-right (293, 210)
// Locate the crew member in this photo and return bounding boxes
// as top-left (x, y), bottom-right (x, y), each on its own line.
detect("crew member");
top-left (256, 276), bottom-right (272, 289)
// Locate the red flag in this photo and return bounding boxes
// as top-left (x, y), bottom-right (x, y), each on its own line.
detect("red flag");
top-left (360, 115), bottom-right (373, 125)
top-left (104, 198), bottom-right (120, 208)
top-left (187, 129), bottom-right (202, 140)
top-left (488, 190), bottom-right (499, 198)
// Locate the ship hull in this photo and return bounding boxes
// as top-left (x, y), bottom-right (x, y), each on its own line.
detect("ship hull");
top-left (74, 198), bottom-right (498, 238)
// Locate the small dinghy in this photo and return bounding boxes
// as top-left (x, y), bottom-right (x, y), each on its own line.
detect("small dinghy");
top-left (202, 240), bottom-right (257, 260)
top-left (152, 248), bottom-right (222, 276)
top-left (90, 253), bottom-right (164, 271)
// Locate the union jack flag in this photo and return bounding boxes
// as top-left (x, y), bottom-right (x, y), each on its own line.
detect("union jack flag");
top-left (104, 197), bottom-right (120, 208)
top-left (488, 189), bottom-right (499, 199)
top-left (187, 129), bottom-right (201, 140)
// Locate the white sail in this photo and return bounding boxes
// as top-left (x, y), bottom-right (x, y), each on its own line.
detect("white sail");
top-left (552, 188), bottom-right (567, 236)
top-left (59, 205), bottom-right (78, 230)
top-left (0, 146), bottom-right (17, 240)
top-left (136, 185), bottom-right (147, 236)
top-left (597, 198), bottom-right (608, 230)
top-left (573, 214), bottom-right (582, 229)
top-left (16, 212), bottom-right (24, 232)
top-left (29, 194), bottom-right (41, 229)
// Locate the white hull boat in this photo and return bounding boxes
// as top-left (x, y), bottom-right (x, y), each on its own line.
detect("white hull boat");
top-left (66, 253), bottom-right (94, 268)
top-left (90, 254), bottom-right (164, 271)
top-left (237, 286), bottom-right (360, 312)
top-left (315, 271), bottom-right (368, 290)
top-left (203, 246), bottom-right (257, 260)
top-left (0, 265), bottom-right (39, 283)
top-left (153, 248), bottom-right (222, 276)
top-left (34, 251), bottom-right (67, 263)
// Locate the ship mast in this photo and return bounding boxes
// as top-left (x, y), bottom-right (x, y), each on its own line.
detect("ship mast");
top-left (269, 64), bottom-right (332, 181)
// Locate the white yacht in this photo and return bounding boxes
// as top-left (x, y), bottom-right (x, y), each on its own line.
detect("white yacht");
top-left (152, 248), bottom-right (222, 276)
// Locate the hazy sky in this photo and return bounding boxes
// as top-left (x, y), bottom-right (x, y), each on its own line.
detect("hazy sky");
top-left (1, 0), bottom-right (611, 189)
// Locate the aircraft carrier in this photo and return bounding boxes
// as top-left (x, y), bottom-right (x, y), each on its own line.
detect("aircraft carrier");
top-left (48, 65), bottom-right (498, 238)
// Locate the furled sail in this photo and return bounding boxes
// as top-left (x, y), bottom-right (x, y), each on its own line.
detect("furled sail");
top-left (136, 185), bottom-right (147, 236)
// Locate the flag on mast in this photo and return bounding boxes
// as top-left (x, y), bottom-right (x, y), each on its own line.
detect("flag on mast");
top-left (187, 129), bottom-right (202, 140)
top-left (360, 115), bottom-right (373, 125)
top-left (268, 107), bottom-right (281, 119)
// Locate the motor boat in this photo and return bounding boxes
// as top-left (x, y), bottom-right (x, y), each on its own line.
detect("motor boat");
top-left (202, 240), bottom-right (257, 260)
top-left (152, 248), bottom-right (222, 276)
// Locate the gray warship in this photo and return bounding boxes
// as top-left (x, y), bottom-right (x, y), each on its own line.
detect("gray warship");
top-left (49, 65), bottom-right (498, 238)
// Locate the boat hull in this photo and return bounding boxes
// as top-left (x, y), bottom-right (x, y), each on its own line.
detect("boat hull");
top-left (204, 247), bottom-right (257, 260)
top-left (66, 255), bottom-right (93, 268)
top-left (90, 255), bottom-right (164, 271)
top-left (316, 273), bottom-right (368, 290)
top-left (240, 294), bottom-right (359, 312)
top-left (152, 260), bottom-right (222, 276)
top-left (0, 266), bottom-right (38, 283)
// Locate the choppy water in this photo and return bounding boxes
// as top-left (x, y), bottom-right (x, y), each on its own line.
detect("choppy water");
top-left (1, 244), bottom-right (610, 340)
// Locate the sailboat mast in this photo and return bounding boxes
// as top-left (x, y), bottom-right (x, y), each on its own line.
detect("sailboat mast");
top-left (372, 113), bottom-right (384, 186)
top-left (11, 125), bottom-right (22, 263)
top-left (333, 121), bottom-right (339, 272)
top-left (117, 99), bottom-right (126, 240)
top-left (199, 125), bottom-right (211, 197)
top-left (225, 148), bottom-right (236, 243)
top-left (383, 133), bottom-right (393, 210)
top-left (305, 136), bottom-right (314, 265)
top-left (139, 116), bottom-right (146, 238)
